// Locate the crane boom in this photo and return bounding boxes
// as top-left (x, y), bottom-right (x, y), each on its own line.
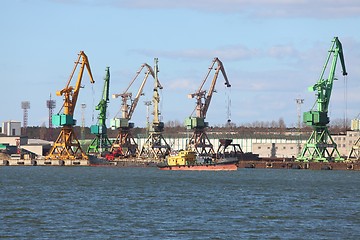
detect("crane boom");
top-left (128, 63), bottom-right (155, 120)
top-left (112, 63), bottom-right (155, 120)
top-left (57, 51), bottom-right (95, 116)
top-left (309, 37), bottom-right (347, 114)
top-left (96, 67), bottom-right (110, 126)
top-left (202, 58), bottom-right (231, 118)
top-left (189, 57), bottom-right (231, 119)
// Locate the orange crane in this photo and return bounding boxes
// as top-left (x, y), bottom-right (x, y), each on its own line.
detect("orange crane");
top-left (185, 57), bottom-right (231, 155)
top-left (46, 51), bottom-right (95, 160)
top-left (109, 63), bottom-right (155, 158)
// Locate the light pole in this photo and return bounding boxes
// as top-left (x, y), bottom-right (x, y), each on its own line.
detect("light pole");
top-left (296, 98), bottom-right (304, 156)
top-left (144, 100), bottom-right (152, 135)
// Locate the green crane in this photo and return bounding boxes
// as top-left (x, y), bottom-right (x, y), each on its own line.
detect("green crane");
top-left (87, 67), bottom-right (112, 154)
top-left (297, 37), bottom-right (347, 162)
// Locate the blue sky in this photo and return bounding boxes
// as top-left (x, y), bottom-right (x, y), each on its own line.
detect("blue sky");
top-left (1, 0), bottom-right (360, 128)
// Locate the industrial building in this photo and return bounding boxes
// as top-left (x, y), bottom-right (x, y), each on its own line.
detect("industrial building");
top-left (0, 121), bottom-right (51, 162)
top-left (139, 130), bottom-right (359, 159)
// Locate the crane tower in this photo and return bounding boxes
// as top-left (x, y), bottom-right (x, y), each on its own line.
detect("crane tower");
top-left (297, 37), bottom-right (347, 162)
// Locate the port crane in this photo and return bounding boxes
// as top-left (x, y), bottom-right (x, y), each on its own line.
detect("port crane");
top-left (46, 51), bottom-right (95, 160)
top-left (297, 37), bottom-right (347, 162)
top-left (87, 67), bottom-right (112, 154)
top-left (185, 57), bottom-right (231, 155)
top-left (139, 58), bottom-right (171, 160)
top-left (110, 63), bottom-right (156, 158)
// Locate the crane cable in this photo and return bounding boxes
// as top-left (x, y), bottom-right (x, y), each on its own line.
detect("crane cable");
top-left (225, 85), bottom-right (232, 124)
top-left (160, 87), bottom-right (163, 122)
top-left (91, 83), bottom-right (95, 123)
top-left (344, 75), bottom-right (348, 128)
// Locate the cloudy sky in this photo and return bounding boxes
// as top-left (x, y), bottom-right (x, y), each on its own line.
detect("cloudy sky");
top-left (1, 0), bottom-right (360, 128)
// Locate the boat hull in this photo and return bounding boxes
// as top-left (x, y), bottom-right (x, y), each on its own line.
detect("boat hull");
top-left (158, 163), bottom-right (237, 171)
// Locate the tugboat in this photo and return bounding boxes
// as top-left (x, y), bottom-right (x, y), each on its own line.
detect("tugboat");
top-left (157, 139), bottom-right (241, 171)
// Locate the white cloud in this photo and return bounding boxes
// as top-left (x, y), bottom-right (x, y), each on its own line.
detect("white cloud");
top-left (268, 45), bottom-right (298, 59)
top-left (114, 0), bottom-right (360, 18)
top-left (133, 45), bottom-right (260, 61)
top-left (166, 78), bottom-right (197, 90)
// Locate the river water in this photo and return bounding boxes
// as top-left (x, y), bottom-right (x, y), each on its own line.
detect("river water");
top-left (1, 167), bottom-right (360, 239)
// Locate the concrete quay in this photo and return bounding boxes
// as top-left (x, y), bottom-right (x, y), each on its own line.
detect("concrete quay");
top-left (237, 160), bottom-right (360, 171)
top-left (0, 158), bottom-right (89, 166)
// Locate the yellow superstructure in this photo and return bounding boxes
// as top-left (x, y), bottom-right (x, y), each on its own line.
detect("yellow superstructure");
top-left (167, 150), bottom-right (197, 166)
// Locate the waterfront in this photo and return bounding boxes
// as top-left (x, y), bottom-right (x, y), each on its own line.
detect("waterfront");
top-left (1, 167), bottom-right (360, 239)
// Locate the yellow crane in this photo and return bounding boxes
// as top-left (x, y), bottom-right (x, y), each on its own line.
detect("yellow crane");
top-left (46, 51), bottom-right (95, 160)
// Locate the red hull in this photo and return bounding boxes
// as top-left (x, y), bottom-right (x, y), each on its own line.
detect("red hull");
top-left (158, 163), bottom-right (238, 171)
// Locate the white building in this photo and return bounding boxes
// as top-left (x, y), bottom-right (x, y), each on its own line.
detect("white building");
top-left (2, 121), bottom-right (21, 136)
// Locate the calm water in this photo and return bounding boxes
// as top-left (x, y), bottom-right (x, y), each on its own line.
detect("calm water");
top-left (1, 167), bottom-right (360, 239)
